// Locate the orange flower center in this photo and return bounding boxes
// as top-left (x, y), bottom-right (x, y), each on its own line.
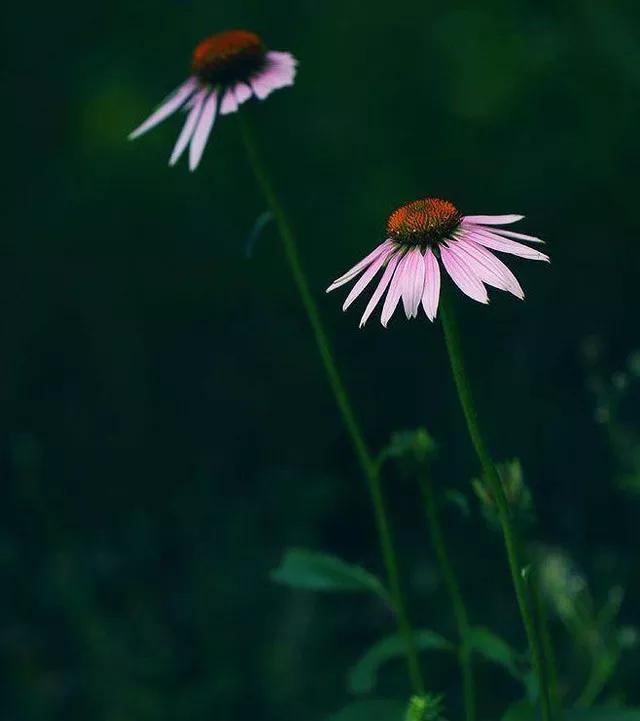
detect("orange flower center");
top-left (192, 30), bottom-right (266, 85)
top-left (386, 198), bottom-right (462, 246)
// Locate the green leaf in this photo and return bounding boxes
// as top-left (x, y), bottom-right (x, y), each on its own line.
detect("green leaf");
top-left (349, 630), bottom-right (454, 695)
top-left (327, 700), bottom-right (407, 721)
top-left (443, 489), bottom-right (471, 517)
top-left (245, 210), bottom-right (274, 258)
top-left (404, 694), bottom-right (445, 721)
top-left (271, 549), bottom-right (388, 600)
top-left (569, 710), bottom-right (640, 721)
top-left (501, 701), bottom-right (535, 721)
top-left (501, 703), bottom-right (640, 721)
top-left (466, 627), bottom-right (524, 681)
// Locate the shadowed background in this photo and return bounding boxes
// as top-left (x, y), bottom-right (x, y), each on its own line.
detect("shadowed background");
top-left (3, 0), bottom-right (640, 719)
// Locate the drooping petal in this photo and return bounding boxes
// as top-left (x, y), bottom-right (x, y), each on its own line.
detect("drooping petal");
top-left (189, 91), bottom-right (218, 171)
top-left (421, 248), bottom-right (441, 321)
top-left (250, 76), bottom-right (273, 100)
top-left (465, 229), bottom-right (550, 262)
top-left (448, 239), bottom-right (524, 299)
top-left (381, 252), bottom-right (411, 327)
top-left (326, 240), bottom-right (394, 292)
top-left (359, 254), bottom-right (401, 327)
top-left (265, 52), bottom-right (298, 83)
top-left (440, 244), bottom-right (489, 304)
top-left (266, 51), bottom-right (298, 68)
top-left (234, 82), bottom-right (253, 105)
top-left (462, 214), bottom-right (524, 226)
top-left (169, 88), bottom-right (208, 166)
top-left (484, 227), bottom-right (545, 244)
top-left (401, 249), bottom-right (426, 319)
top-left (219, 88), bottom-right (239, 115)
top-left (128, 78), bottom-right (198, 140)
top-left (342, 250), bottom-right (390, 311)
top-left (250, 58), bottom-right (296, 99)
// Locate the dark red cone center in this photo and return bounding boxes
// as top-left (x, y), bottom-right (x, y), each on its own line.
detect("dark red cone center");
top-left (386, 198), bottom-right (461, 246)
top-left (192, 30), bottom-right (266, 85)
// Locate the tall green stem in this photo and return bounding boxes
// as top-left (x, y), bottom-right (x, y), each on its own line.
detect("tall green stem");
top-left (417, 467), bottom-right (476, 721)
top-left (438, 290), bottom-right (552, 721)
top-left (532, 575), bottom-right (564, 720)
top-left (238, 111), bottom-right (424, 694)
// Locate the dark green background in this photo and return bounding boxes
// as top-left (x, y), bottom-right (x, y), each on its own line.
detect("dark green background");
top-left (4, 0), bottom-right (640, 719)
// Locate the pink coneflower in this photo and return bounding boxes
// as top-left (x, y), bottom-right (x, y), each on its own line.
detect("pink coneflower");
top-left (128, 30), bottom-right (297, 170)
top-left (327, 197), bottom-right (549, 327)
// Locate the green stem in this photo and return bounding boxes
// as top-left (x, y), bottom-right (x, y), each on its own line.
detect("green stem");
top-left (531, 572), bottom-right (564, 720)
top-left (417, 467), bottom-right (476, 721)
top-left (238, 111), bottom-right (424, 694)
top-left (439, 290), bottom-right (552, 721)
top-left (575, 658), bottom-right (606, 708)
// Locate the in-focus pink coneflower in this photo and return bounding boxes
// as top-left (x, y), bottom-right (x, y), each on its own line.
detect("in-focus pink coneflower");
top-left (327, 198), bottom-right (549, 327)
top-left (128, 30), bottom-right (297, 170)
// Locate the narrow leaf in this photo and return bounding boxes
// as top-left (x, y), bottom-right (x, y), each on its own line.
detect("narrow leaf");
top-left (271, 549), bottom-right (388, 600)
top-left (569, 710), bottom-right (640, 721)
top-left (466, 626), bottom-right (524, 680)
top-left (501, 701), bottom-right (535, 721)
top-left (349, 630), bottom-right (454, 695)
top-left (245, 210), bottom-right (273, 258)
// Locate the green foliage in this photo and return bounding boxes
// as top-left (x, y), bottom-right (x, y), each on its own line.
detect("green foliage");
top-left (466, 626), bottom-right (526, 683)
top-left (582, 340), bottom-right (640, 494)
top-left (502, 703), bottom-right (640, 721)
top-left (442, 489), bottom-right (471, 517)
top-left (501, 700), bottom-right (535, 721)
top-left (348, 630), bottom-right (454, 695)
top-left (271, 549), bottom-right (389, 601)
top-left (472, 459), bottom-right (534, 529)
top-left (536, 547), bottom-right (638, 706)
top-left (327, 700), bottom-right (407, 721)
top-left (569, 710), bottom-right (640, 721)
top-left (404, 694), bottom-right (446, 721)
top-left (245, 210), bottom-right (274, 258)
top-left (378, 429), bottom-right (437, 467)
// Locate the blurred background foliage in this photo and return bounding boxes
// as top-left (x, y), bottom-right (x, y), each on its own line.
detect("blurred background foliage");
top-left (3, 0), bottom-right (640, 719)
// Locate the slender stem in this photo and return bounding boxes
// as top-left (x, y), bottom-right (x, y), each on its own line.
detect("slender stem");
top-left (238, 111), bottom-right (424, 694)
top-left (438, 290), bottom-right (552, 721)
top-left (575, 654), bottom-right (606, 708)
top-left (417, 467), bottom-right (476, 721)
top-left (532, 575), bottom-right (564, 720)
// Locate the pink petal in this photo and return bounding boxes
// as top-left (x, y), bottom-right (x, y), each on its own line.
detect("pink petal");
top-left (266, 50), bottom-right (298, 68)
top-left (128, 78), bottom-right (198, 140)
top-left (250, 76), bottom-right (273, 100)
top-left (486, 228), bottom-right (545, 244)
top-left (381, 252), bottom-right (411, 327)
top-left (464, 229), bottom-right (550, 262)
top-left (327, 240), bottom-right (394, 292)
top-left (220, 88), bottom-right (239, 115)
top-left (421, 248), bottom-right (441, 321)
top-left (462, 214), bottom-right (524, 226)
top-left (234, 82), bottom-right (253, 105)
top-left (440, 245), bottom-right (489, 304)
top-left (448, 239), bottom-right (524, 299)
top-left (342, 251), bottom-right (391, 311)
top-left (251, 63), bottom-right (296, 99)
top-left (189, 91), bottom-right (218, 171)
top-left (169, 88), bottom-right (207, 166)
top-left (360, 254), bottom-right (400, 327)
top-left (401, 249), bottom-right (426, 319)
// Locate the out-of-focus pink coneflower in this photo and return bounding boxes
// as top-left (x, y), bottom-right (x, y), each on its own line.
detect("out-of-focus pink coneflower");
top-left (129, 30), bottom-right (297, 170)
top-left (327, 198), bottom-right (549, 327)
